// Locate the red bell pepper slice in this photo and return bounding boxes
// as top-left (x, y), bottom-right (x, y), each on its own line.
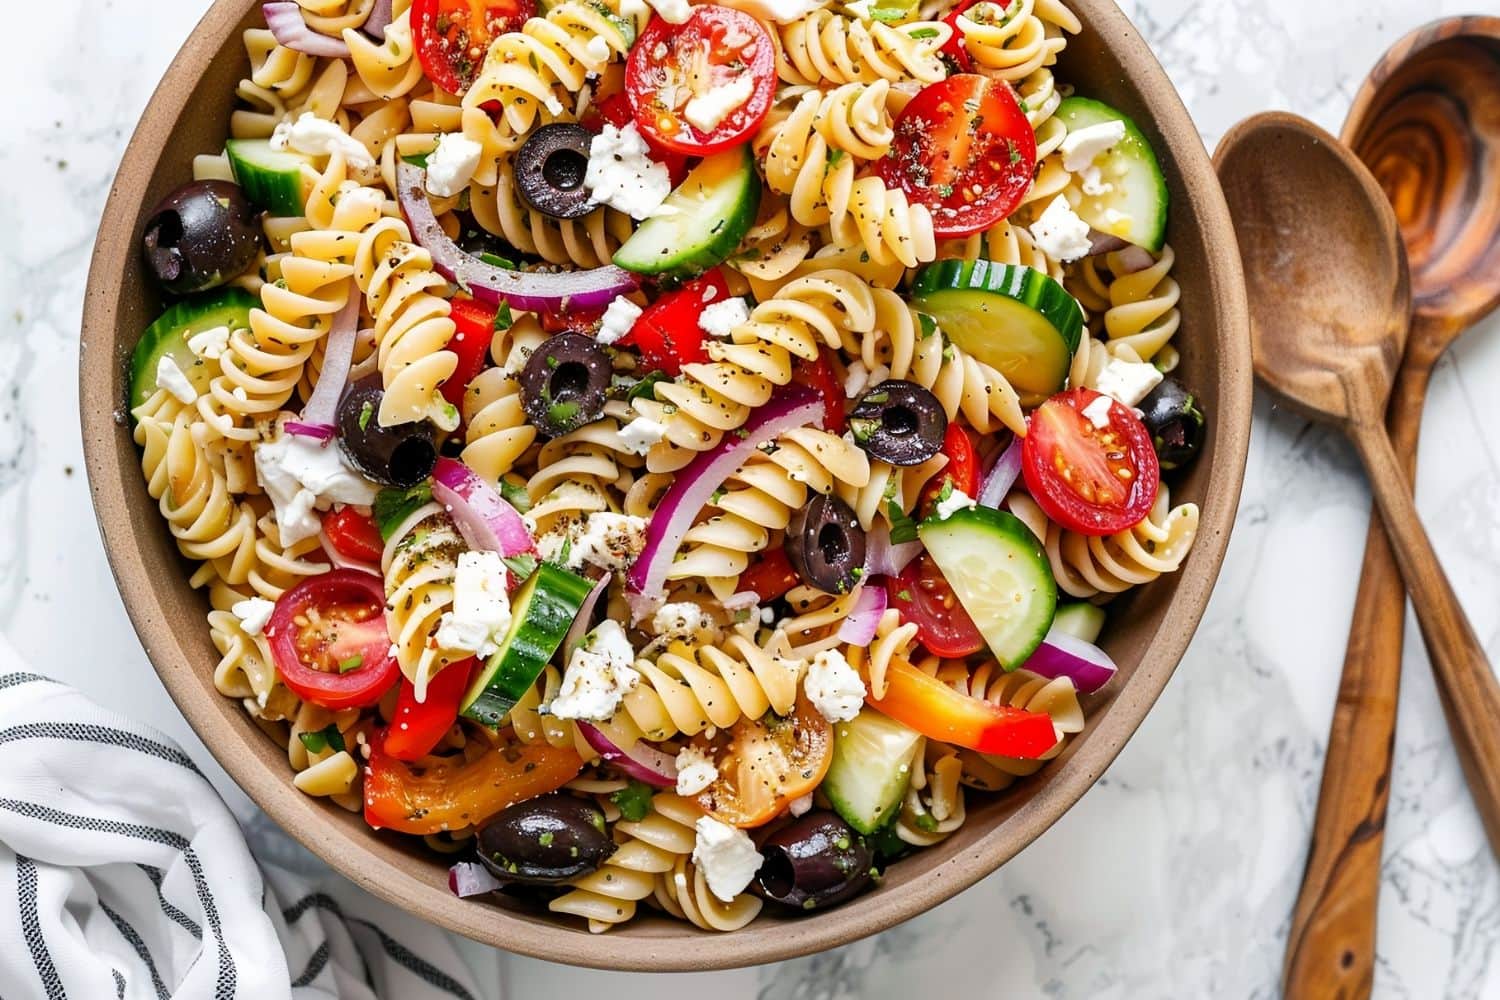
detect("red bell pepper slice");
top-left (868, 657), bottom-right (1059, 758)
top-left (443, 296), bottom-right (499, 410)
top-left (382, 660), bottom-right (475, 761)
top-left (621, 268), bottom-right (731, 376)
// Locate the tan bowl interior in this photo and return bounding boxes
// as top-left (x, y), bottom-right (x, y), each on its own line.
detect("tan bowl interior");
top-left (81, 0), bottom-right (1251, 971)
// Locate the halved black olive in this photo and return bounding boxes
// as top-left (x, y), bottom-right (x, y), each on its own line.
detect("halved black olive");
top-left (515, 124), bottom-right (596, 220)
top-left (785, 494), bottom-right (866, 595)
top-left (142, 180), bottom-right (262, 295)
top-left (848, 380), bottom-right (947, 467)
top-left (1138, 377), bottom-right (1206, 472)
top-left (477, 794), bottom-right (616, 885)
top-left (336, 375), bottom-right (438, 487)
top-left (519, 332), bottom-right (610, 436)
top-left (753, 811), bottom-right (875, 912)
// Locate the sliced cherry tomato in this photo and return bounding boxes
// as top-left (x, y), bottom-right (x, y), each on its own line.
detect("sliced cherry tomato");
top-left (917, 425), bottom-right (981, 517)
top-left (539, 307), bottom-right (606, 335)
top-left (886, 553), bottom-right (985, 658)
top-left (620, 268), bottom-right (730, 376)
top-left (879, 74), bottom-right (1037, 239)
top-left (625, 6), bottom-right (776, 156)
top-left (266, 570), bottom-right (400, 710)
top-left (868, 657), bottom-right (1059, 757)
top-left (383, 660), bottom-right (475, 761)
top-left (363, 729), bottom-right (582, 834)
top-left (322, 507), bottom-right (385, 564)
top-left (443, 296), bottom-right (499, 409)
top-left (412, 0), bottom-right (537, 96)
top-left (739, 548), bottom-right (799, 603)
top-left (939, 0), bottom-right (981, 73)
top-left (1022, 388), bottom-right (1160, 537)
top-left (697, 695), bottom-right (833, 827)
top-left (583, 92), bottom-right (692, 186)
top-left (791, 349), bottom-right (847, 433)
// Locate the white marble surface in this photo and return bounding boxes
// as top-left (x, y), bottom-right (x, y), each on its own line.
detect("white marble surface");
top-left (3, 0), bottom-right (1500, 995)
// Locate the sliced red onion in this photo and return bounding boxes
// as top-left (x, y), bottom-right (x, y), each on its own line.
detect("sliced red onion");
top-left (864, 523), bottom-right (922, 577)
top-left (1086, 230), bottom-right (1130, 257)
top-left (836, 583), bottom-right (887, 646)
top-left (430, 457), bottom-right (535, 557)
top-left (721, 591), bottom-right (761, 611)
top-left (577, 723), bottom-right (679, 788)
top-left (362, 0), bottom-right (394, 38)
top-left (978, 435), bottom-right (1023, 508)
top-left (397, 163), bottom-right (639, 312)
top-left (626, 385), bottom-right (822, 620)
top-left (1112, 245), bottom-right (1157, 275)
top-left (563, 575), bottom-right (611, 660)
top-left (1022, 628), bottom-right (1118, 694)
top-left (448, 861), bottom-right (503, 898)
top-left (300, 288), bottom-right (359, 427)
top-left (283, 421), bottom-right (337, 441)
top-left (319, 526), bottom-right (380, 575)
top-left (264, 2), bottom-right (351, 57)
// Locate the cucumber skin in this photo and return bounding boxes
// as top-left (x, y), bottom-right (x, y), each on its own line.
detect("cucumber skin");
top-left (225, 139), bottom-right (310, 216)
top-left (460, 563), bottom-right (595, 728)
top-left (128, 289), bottom-right (258, 411)
top-left (613, 145), bottom-right (760, 280)
top-left (1055, 97), bottom-right (1169, 253)
top-left (822, 710), bottom-right (924, 835)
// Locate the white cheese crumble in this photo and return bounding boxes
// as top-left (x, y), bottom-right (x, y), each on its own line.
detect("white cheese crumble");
top-left (434, 551), bottom-right (513, 660)
top-left (698, 296), bottom-right (750, 338)
top-left (788, 792), bottom-right (813, 817)
top-left (271, 113), bottom-right (374, 172)
top-left (253, 433), bottom-right (379, 546)
top-left (1081, 393), bottom-right (1115, 430)
top-left (1060, 120), bottom-right (1127, 172)
top-left (674, 745), bottom-right (719, 797)
top-left (584, 34), bottom-right (612, 64)
top-left (933, 487), bottom-right (977, 521)
top-left (804, 649), bottom-right (866, 723)
top-left (618, 416), bottom-right (667, 456)
top-left (1030, 196), bottom-right (1093, 263)
top-left (597, 296), bottom-right (643, 346)
top-left (842, 359), bottom-right (890, 399)
top-left (187, 326), bottom-right (230, 361)
top-left (652, 602), bottom-right (717, 644)
top-left (683, 75), bottom-right (756, 135)
top-left (424, 133), bottom-right (484, 198)
top-left (692, 816), bottom-right (764, 902)
top-left (644, 0), bottom-right (692, 22)
top-left (536, 511), bottom-right (649, 572)
top-left (584, 123), bottom-right (672, 221)
top-left (1095, 356), bottom-right (1164, 407)
top-left (231, 597), bottom-right (276, 637)
top-left (551, 621), bottom-right (641, 721)
top-left (1080, 163), bottom-right (1113, 198)
top-left (155, 356), bottom-right (198, 405)
top-left (619, 0), bottom-right (647, 15)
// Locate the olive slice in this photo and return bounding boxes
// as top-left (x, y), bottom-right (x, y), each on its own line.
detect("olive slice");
top-left (786, 494), bottom-right (866, 595)
top-left (847, 380), bottom-right (947, 467)
top-left (1138, 377), bottom-right (1205, 472)
top-left (753, 811), bottom-right (875, 912)
top-left (515, 124), bottom-right (597, 220)
top-left (142, 180), bottom-right (262, 295)
top-left (477, 794), bottom-right (616, 885)
top-left (519, 332), bottom-right (611, 436)
top-left (336, 376), bottom-right (438, 487)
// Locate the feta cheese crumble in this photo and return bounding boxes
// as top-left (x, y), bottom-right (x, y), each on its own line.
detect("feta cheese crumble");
top-left (683, 75), bottom-right (756, 135)
top-left (788, 792), bottom-right (814, 817)
top-left (698, 296), bottom-right (750, 338)
top-left (843, 359), bottom-right (890, 399)
top-left (933, 487), bottom-right (977, 521)
top-left (434, 552), bottom-right (514, 660)
top-left (1060, 120), bottom-right (1127, 172)
top-left (674, 745), bottom-right (719, 796)
top-left (187, 325), bottom-right (230, 361)
top-left (271, 113), bottom-right (374, 173)
top-left (804, 649), bottom-right (866, 723)
top-left (1095, 356), bottom-right (1164, 407)
top-left (644, 0), bottom-right (692, 22)
top-left (1081, 393), bottom-right (1115, 429)
top-left (155, 356), bottom-right (198, 405)
top-left (584, 123), bottom-right (672, 220)
top-left (652, 602), bottom-right (718, 644)
top-left (1080, 163), bottom-right (1113, 198)
top-left (424, 133), bottom-right (484, 198)
top-left (535, 510), bottom-right (650, 573)
top-left (231, 597), bottom-right (276, 637)
top-left (584, 34), bottom-right (612, 64)
top-left (618, 416), bottom-right (667, 456)
top-left (597, 296), bottom-right (643, 346)
top-left (692, 816), bottom-right (764, 902)
top-left (550, 621), bottom-right (641, 721)
top-left (1030, 196), bottom-right (1093, 263)
top-left (253, 432), bottom-right (379, 546)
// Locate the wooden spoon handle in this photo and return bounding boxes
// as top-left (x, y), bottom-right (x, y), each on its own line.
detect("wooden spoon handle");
top-left (1351, 417), bottom-right (1500, 853)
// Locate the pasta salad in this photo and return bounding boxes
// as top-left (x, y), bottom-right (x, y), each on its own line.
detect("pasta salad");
top-left (126, 0), bottom-right (1206, 933)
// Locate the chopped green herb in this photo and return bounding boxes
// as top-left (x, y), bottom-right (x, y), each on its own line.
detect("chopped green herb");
top-left (358, 400), bottom-right (374, 432)
top-left (610, 780), bottom-right (654, 822)
top-left (557, 537), bottom-right (573, 566)
top-left (937, 478), bottom-right (954, 504)
top-left (499, 479), bottom-right (532, 513)
top-left (298, 725), bottom-right (346, 755)
top-left (913, 813), bottom-right (939, 833)
top-left (826, 148), bottom-right (846, 171)
top-left (887, 500), bottom-right (919, 544)
top-left (917, 312), bottom-right (938, 339)
top-left (502, 553), bottom-right (539, 581)
top-left (338, 654), bottom-right (364, 674)
top-left (479, 251), bottom-right (519, 271)
top-left (401, 152), bottom-right (431, 169)
top-left (849, 417), bottom-right (878, 444)
top-left (908, 26), bottom-right (939, 38)
top-left (373, 483), bottom-right (434, 542)
top-left (548, 400), bottom-right (580, 426)
top-left (493, 301), bottom-right (514, 332)
top-left (896, 589), bottom-right (914, 602)
top-left (539, 831), bottom-right (555, 847)
top-left (626, 370), bottom-right (670, 402)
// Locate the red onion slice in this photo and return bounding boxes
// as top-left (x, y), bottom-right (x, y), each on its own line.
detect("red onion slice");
top-left (836, 583), bottom-right (887, 646)
top-left (362, 0), bottom-right (394, 38)
top-left (448, 861), bottom-right (503, 898)
top-left (864, 523), bottom-right (921, 577)
top-left (264, 2), bottom-right (351, 57)
top-left (977, 435), bottom-right (1023, 508)
top-left (396, 163), bottom-right (639, 313)
top-left (1022, 628), bottom-right (1118, 694)
top-left (1086, 229), bottom-right (1130, 257)
top-left (577, 723), bottom-right (679, 788)
top-left (562, 576), bottom-right (611, 660)
top-left (300, 286), bottom-right (359, 428)
top-left (1111, 245), bottom-right (1157, 275)
top-left (430, 457), bottom-right (535, 558)
top-left (319, 526), bottom-right (380, 575)
top-left (283, 421), bottom-right (337, 441)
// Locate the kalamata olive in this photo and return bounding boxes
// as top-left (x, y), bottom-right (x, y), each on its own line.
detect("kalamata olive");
top-left (1138, 377), bottom-right (1206, 472)
top-left (519, 332), bottom-right (611, 436)
top-left (142, 180), bottom-right (261, 294)
top-left (477, 794), bottom-right (616, 885)
top-left (785, 494), bottom-right (866, 595)
top-left (847, 380), bottom-right (947, 467)
top-left (336, 375), bottom-right (438, 487)
top-left (753, 811), bottom-right (875, 911)
top-left (515, 124), bottom-right (596, 220)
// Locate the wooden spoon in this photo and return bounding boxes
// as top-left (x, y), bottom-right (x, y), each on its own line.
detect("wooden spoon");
top-left (1278, 19), bottom-right (1500, 1000)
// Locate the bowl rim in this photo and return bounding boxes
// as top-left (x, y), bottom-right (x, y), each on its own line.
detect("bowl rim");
top-left (80, 0), bottom-right (1251, 971)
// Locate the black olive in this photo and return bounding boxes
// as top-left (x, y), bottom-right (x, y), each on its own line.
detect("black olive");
top-left (519, 332), bottom-right (611, 436)
top-left (477, 794), bottom-right (616, 885)
top-left (847, 380), bottom-right (947, 467)
top-left (753, 811), bottom-right (875, 912)
top-left (141, 180), bottom-right (261, 295)
top-left (336, 375), bottom-right (438, 487)
top-left (785, 494), bottom-right (866, 595)
top-left (1138, 377), bottom-right (1206, 472)
top-left (515, 124), bottom-right (597, 220)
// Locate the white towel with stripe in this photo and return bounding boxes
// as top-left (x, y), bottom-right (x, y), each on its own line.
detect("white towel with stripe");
top-left (0, 652), bottom-right (495, 1000)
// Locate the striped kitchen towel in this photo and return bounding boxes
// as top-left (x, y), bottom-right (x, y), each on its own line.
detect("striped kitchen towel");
top-left (0, 652), bottom-right (493, 1000)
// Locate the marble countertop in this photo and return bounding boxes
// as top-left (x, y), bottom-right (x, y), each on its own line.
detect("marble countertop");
top-left (4, 0), bottom-right (1499, 995)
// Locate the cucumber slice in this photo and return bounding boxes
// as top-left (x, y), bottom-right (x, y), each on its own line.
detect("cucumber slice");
top-left (460, 562), bottom-right (595, 728)
top-left (613, 145), bottom-right (760, 279)
top-left (822, 710), bottom-right (923, 835)
top-left (1056, 97), bottom-right (1169, 253)
top-left (225, 139), bottom-right (314, 216)
top-left (919, 506), bottom-right (1057, 669)
top-left (128, 288), bottom-right (258, 411)
top-left (912, 261), bottom-right (1084, 396)
top-left (1052, 602), bottom-right (1105, 644)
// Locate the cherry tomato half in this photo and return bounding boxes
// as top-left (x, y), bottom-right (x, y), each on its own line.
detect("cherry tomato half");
top-left (267, 570), bottom-right (400, 710)
top-left (739, 547), bottom-right (800, 603)
top-left (322, 507), bottom-right (385, 565)
top-left (584, 92), bottom-right (693, 186)
top-left (791, 349), bottom-right (847, 434)
top-left (383, 659), bottom-right (475, 761)
top-left (444, 296), bottom-right (499, 410)
top-left (879, 74), bottom-right (1037, 239)
top-left (1022, 388), bottom-right (1159, 537)
top-left (621, 268), bottom-right (731, 376)
top-left (917, 425), bottom-right (981, 518)
top-left (696, 695), bottom-right (833, 827)
top-left (886, 552), bottom-right (985, 658)
top-left (625, 5), bottom-right (776, 156)
top-left (412, 0), bottom-right (536, 96)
